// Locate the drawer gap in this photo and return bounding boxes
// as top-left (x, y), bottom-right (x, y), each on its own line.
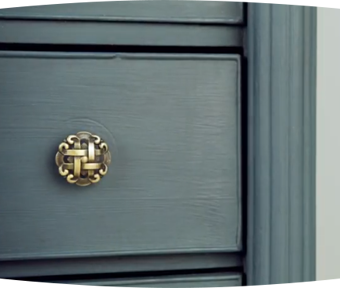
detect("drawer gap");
top-left (0, 43), bottom-right (244, 55)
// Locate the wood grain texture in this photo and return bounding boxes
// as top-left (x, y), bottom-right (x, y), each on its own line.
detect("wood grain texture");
top-left (53, 273), bottom-right (242, 287)
top-left (247, 4), bottom-right (316, 285)
top-left (0, 52), bottom-right (241, 260)
top-left (0, 20), bottom-right (243, 47)
top-left (0, 1), bottom-right (244, 24)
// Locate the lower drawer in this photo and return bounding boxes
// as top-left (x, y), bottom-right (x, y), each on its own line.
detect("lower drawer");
top-left (54, 273), bottom-right (242, 287)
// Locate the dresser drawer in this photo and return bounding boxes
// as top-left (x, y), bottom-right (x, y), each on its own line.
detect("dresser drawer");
top-left (0, 1), bottom-right (243, 47)
top-left (56, 273), bottom-right (243, 287)
top-left (0, 52), bottom-right (241, 261)
top-left (0, 1), bottom-right (244, 24)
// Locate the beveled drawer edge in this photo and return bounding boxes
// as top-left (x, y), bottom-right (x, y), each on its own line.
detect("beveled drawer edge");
top-left (2, 273), bottom-right (242, 288)
top-left (0, 51), bottom-right (242, 61)
top-left (0, 14), bottom-right (244, 25)
top-left (0, 253), bottom-right (242, 278)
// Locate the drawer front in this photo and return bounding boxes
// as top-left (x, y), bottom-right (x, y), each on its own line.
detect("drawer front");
top-left (0, 1), bottom-right (244, 24)
top-left (56, 273), bottom-right (243, 287)
top-left (0, 52), bottom-right (241, 260)
top-left (0, 2), bottom-right (243, 47)
top-left (0, 21), bottom-right (242, 47)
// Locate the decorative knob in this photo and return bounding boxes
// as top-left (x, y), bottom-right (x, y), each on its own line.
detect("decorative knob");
top-left (55, 131), bottom-right (111, 186)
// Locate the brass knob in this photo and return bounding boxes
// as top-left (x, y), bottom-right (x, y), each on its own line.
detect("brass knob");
top-left (55, 131), bottom-right (111, 186)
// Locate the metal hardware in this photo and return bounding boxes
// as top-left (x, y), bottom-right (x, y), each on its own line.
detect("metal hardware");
top-left (55, 131), bottom-right (111, 186)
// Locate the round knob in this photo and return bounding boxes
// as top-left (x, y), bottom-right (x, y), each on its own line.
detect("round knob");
top-left (55, 131), bottom-right (111, 186)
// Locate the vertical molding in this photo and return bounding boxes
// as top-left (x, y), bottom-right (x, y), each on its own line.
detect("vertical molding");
top-left (247, 4), bottom-right (316, 285)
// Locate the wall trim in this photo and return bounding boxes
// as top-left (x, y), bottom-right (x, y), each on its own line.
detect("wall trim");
top-left (246, 4), bottom-right (316, 285)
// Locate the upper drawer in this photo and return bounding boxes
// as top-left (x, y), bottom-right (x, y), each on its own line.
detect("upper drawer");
top-left (0, 52), bottom-right (241, 261)
top-left (0, 1), bottom-right (244, 47)
top-left (0, 1), bottom-right (244, 24)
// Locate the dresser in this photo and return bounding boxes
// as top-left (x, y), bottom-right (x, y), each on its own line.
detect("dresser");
top-left (0, 1), bottom-right (316, 286)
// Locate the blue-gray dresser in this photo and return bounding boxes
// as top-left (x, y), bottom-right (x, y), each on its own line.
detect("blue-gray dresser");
top-left (0, 0), bottom-right (246, 288)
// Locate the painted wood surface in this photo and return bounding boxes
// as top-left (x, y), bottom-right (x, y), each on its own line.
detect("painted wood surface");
top-left (53, 273), bottom-right (242, 287)
top-left (0, 52), bottom-right (241, 261)
top-left (0, 1), bottom-right (243, 24)
top-left (0, 21), bottom-right (243, 47)
top-left (0, 253), bottom-right (242, 278)
top-left (247, 3), bottom-right (316, 285)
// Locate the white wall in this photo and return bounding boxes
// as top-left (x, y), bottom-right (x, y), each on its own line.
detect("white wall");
top-left (317, 7), bottom-right (340, 281)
